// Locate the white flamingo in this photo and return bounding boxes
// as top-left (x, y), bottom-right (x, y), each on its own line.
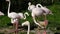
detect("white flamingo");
top-left (30, 4), bottom-right (45, 28)
top-left (0, 11), bottom-right (4, 16)
top-left (22, 21), bottom-right (30, 34)
top-left (6, 0), bottom-right (29, 34)
top-left (6, 0), bottom-right (19, 23)
top-left (36, 4), bottom-right (53, 20)
top-left (6, 0), bottom-right (20, 34)
top-left (28, 3), bottom-right (52, 28)
top-left (6, 0), bottom-right (29, 24)
top-left (28, 2), bottom-right (35, 12)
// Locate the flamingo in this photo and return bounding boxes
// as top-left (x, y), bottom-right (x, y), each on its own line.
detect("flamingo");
top-left (28, 2), bottom-right (35, 12)
top-left (29, 4), bottom-right (44, 28)
top-left (10, 12), bottom-right (29, 34)
top-left (28, 3), bottom-right (48, 34)
top-left (36, 4), bottom-right (53, 20)
top-left (6, 0), bottom-right (29, 34)
top-left (6, 0), bottom-right (20, 34)
top-left (28, 3), bottom-right (52, 28)
top-left (34, 4), bottom-right (53, 34)
top-left (0, 11), bottom-right (4, 16)
top-left (22, 21), bottom-right (30, 34)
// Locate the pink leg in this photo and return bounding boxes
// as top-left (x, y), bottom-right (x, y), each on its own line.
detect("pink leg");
top-left (43, 29), bottom-right (46, 34)
top-left (15, 21), bottom-right (18, 34)
top-left (36, 27), bottom-right (40, 34)
top-left (13, 23), bottom-right (15, 29)
top-left (43, 20), bottom-right (48, 34)
top-left (37, 30), bottom-right (40, 34)
top-left (13, 23), bottom-right (16, 34)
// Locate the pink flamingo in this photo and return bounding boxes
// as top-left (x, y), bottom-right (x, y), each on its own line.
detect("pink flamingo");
top-left (28, 3), bottom-right (49, 34)
top-left (6, 0), bottom-right (29, 34)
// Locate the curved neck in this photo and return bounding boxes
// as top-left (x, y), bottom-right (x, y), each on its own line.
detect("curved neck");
top-left (28, 7), bottom-right (30, 10)
top-left (24, 12), bottom-right (29, 19)
top-left (36, 4), bottom-right (43, 8)
top-left (27, 24), bottom-right (30, 34)
top-left (8, 1), bottom-right (11, 15)
top-left (32, 17), bottom-right (43, 27)
top-left (24, 13), bottom-right (27, 19)
top-left (33, 17), bottom-right (39, 25)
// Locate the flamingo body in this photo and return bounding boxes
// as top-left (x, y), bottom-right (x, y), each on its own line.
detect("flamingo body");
top-left (32, 7), bottom-right (43, 16)
top-left (36, 4), bottom-right (53, 15)
top-left (8, 12), bottom-right (19, 19)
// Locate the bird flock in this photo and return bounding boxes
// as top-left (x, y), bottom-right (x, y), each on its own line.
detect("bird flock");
top-left (0, 0), bottom-right (53, 34)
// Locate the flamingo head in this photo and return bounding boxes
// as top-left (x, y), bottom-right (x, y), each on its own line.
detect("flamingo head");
top-left (22, 21), bottom-right (29, 26)
top-left (22, 22), bottom-right (26, 26)
top-left (36, 4), bottom-right (42, 8)
top-left (28, 2), bottom-right (31, 6)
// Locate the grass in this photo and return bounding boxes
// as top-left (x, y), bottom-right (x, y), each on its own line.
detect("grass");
top-left (0, 16), bottom-right (10, 28)
top-left (47, 3), bottom-right (60, 27)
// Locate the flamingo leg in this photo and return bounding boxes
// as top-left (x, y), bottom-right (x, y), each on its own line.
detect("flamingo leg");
top-left (15, 22), bottom-right (18, 34)
top-left (43, 17), bottom-right (48, 34)
top-left (37, 30), bottom-right (40, 34)
top-left (43, 28), bottom-right (46, 34)
top-left (15, 19), bottom-right (18, 34)
top-left (13, 23), bottom-right (16, 34)
top-left (13, 23), bottom-right (15, 30)
top-left (43, 15), bottom-right (47, 34)
top-left (37, 26), bottom-right (41, 34)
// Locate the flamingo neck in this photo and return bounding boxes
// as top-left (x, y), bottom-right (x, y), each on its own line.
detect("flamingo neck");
top-left (36, 4), bottom-right (43, 8)
top-left (8, 1), bottom-right (10, 16)
top-left (28, 6), bottom-right (31, 11)
top-left (31, 13), bottom-right (38, 25)
top-left (27, 24), bottom-right (30, 34)
top-left (24, 13), bottom-right (26, 19)
top-left (32, 17), bottom-right (43, 28)
top-left (33, 17), bottom-right (39, 25)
